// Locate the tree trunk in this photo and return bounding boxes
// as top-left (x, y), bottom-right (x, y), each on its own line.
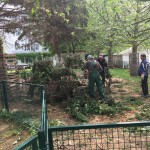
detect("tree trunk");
top-left (51, 38), bottom-right (62, 65)
top-left (108, 41), bottom-right (114, 68)
top-left (55, 44), bottom-right (62, 65)
top-left (0, 38), bottom-right (7, 80)
top-left (96, 49), bottom-right (100, 58)
top-left (130, 11), bottom-right (139, 76)
top-left (129, 45), bottom-right (138, 76)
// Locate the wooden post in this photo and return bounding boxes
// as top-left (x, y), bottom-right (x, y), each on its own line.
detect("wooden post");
top-left (0, 38), bottom-right (7, 81)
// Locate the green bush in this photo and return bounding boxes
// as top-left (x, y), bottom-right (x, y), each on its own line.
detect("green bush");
top-left (63, 53), bottom-right (84, 69)
top-left (31, 60), bottom-right (77, 84)
top-left (67, 95), bottom-right (143, 122)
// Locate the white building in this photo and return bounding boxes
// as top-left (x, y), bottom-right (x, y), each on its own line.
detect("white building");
top-left (1, 31), bottom-right (58, 66)
top-left (113, 47), bottom-right (150, 68)
top-left (0, 4), bottom-right (58, 67)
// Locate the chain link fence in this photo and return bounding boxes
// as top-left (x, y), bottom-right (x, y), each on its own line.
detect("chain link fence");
top-left (48, 122), bottom-right (150, 150)
top-left (0, 81), bottom-right (44, 129)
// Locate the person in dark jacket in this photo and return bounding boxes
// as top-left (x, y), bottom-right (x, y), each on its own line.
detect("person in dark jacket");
top-left (97, 54), bottom-right (108, 85)
top-left (138, 54), bottom-right (149, 97)
top-left (85, 55), bottom-right (106, 99)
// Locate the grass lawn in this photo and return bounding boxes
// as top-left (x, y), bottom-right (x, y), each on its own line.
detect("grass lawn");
top-left (110, 68), bottom-right (140, 81)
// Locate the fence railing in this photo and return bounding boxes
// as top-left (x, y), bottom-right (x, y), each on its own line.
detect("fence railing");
top-left (14, 90), bottom-right (49, 150)
top-left (48, 121), bottom-right (150, 150)
top-left (0, 81), bottom-right (44, 127)
top-left (14, 136), bottom-right (38, 150)
top-left (1, 81), bottom-right (150, 150)
top-left (0, 80), bottom-right (47, 150)
top-left (38, 90), bottom-right (49, 150)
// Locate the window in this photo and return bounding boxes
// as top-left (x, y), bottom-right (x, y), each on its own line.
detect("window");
top-left (35, 43), bottom-right (39, 50)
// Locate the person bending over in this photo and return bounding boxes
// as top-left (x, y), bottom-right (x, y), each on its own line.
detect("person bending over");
top-left (85, 55), bottom-right (106, 99)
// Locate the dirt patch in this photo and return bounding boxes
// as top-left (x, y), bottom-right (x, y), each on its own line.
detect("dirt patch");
top-left (88, 110), bottom-right (138, 124)
top-left (0, 77), bottom-right (150, 149)
top-left (47, 104), bottom-right (78, 125)
top-left (0, 120), bottom-right (30, 150)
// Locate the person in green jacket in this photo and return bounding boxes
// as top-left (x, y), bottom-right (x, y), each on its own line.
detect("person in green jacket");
top-left (85, 55), bottom-right (106, 99)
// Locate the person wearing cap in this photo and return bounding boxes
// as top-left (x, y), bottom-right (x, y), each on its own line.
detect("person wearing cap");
top-left (85, 55), bottom-right (106, 99)
top-left (97, 54), bottom-right (108, 85)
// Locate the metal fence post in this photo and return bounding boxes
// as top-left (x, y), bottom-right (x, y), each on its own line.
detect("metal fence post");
top-left (41, 89), bottom-right (49, 149)
top-left (2, 81), bottom-right (9, 111)
top-left (40, 86), bottom-right (44, 102)
top-left (31, 137), bottom-right (38, 150)
top-left (48, 129), bottom-right (53, 150)
top-left (38, 130), bottom-right (47, 150)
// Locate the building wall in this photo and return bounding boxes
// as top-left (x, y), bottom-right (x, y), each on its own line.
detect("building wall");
top-left (113, 50), bottom-right (150, 68)
top-left (2, 32), bottom-right (45, 54)
top-left (1, 31), bottom-right (60, 66)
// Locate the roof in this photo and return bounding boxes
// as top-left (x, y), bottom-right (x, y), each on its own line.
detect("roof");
top-left (113, 47), bottom-right (132, 55)
top-left (114, 47), bottom-right (150, 56)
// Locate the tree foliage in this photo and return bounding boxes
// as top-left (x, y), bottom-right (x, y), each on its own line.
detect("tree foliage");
top-left (0, 0), bottom-right (88, 62)
top-left (116, 0), bottom-right (150, 75)
top-left (16, 52), bottom-right (51, 60)
top-left (84, 0), bottom-right (150, 71)
top-left (84, 0), bottom-right (126, 67)
top-left (0, 0), bottom-right (150, 72)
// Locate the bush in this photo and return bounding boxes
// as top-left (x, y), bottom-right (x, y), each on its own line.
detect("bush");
top-left (67, 95), bottom-right (140, 122)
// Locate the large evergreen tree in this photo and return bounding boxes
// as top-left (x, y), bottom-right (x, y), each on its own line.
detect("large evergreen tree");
top-left (0, 0), bottom-right (88, 63)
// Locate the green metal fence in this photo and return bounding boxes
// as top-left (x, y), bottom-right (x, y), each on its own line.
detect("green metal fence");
top-left (41, 90), bottom-right (49, 149)
top-left (14, 136), bottom-right (38, 150)
top-left (0, 81), bottom-right (45, 150)
top-left (1, 81), bottom-right (150, 150)
top-left (0, 81), bottom-right (44, 128)
top-left (48, 121), bottom-right (150, 150)
top-left (14, 90), bottom-right (48, 150)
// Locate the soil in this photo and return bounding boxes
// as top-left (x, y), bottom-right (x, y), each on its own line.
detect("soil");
top-left (0, 77), bottom-right (150, 150)
top-left (0, 120), bottom-right (30, 150)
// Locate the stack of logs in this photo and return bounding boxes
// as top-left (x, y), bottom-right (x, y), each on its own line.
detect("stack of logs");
top-left (0, 38), bottom-right (18, 101)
